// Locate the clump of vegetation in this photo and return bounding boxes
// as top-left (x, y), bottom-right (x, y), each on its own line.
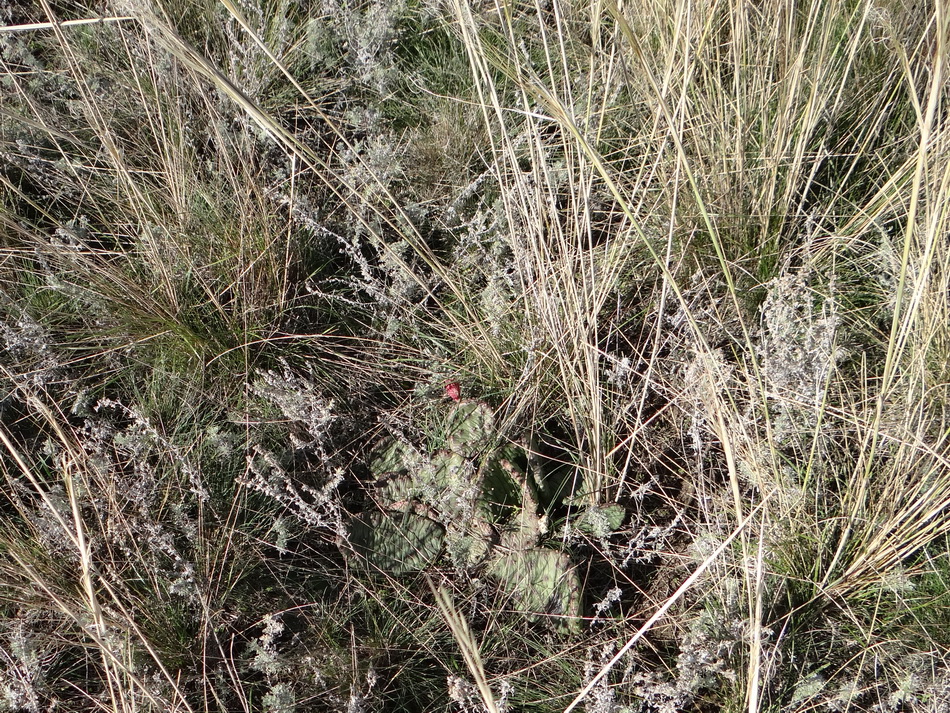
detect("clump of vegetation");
top-left (1, 0), bottom-right (949, 711)
top-left (351, 396), bottom-right (624, 630)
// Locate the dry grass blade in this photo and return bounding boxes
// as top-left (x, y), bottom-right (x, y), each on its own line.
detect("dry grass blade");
top-left (0, 16), bottom-right (133, 33)
top-left (430, 579), bottom-right (500, 713)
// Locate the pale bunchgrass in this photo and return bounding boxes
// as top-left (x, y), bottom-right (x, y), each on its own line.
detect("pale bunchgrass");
top-left (443, 0), bottom-right (950, 710)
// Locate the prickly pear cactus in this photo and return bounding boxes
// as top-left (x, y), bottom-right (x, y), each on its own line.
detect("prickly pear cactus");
top-left (348, 401), bottom-right (503, 573)
top-left (486, 459), bottom-right (583, 631)
top-left (347, 396), bottom-right (623, 628)
top-left (370, 437), bottom-right (421, 478)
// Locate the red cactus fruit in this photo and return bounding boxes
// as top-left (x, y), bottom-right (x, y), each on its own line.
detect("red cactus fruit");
top-left (445, 381), bottom-right (461, 402)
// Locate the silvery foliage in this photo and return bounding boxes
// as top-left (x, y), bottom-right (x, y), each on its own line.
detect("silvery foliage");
top-left (250, 359), bottom-right (335, 452)
top-left (0, 314), bottom-right (61, 392)
top-left (263, 682), bottom-right (296, 713)
top-left (622, 577), bottom-right (742, 713)
top-left (758, 269), bottom-right (839, 442)
top-left (248, 614), bottom-right (298, 713)
top-left (0, 613), bottom-right (44, 713)
top-left (446, 674), bottom-right (512, 713)
top-left (590, 587), bottom-right (623, 624)
top-left (84, 398), bottom-right (205, 603)
top-left (242, 360), bottom-right (344, 537)
top-left (582, 643), bottom-right (633, 713)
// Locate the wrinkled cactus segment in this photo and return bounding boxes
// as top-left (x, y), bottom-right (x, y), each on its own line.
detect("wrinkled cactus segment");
top-left (574, 504), bottom-right (626, 537)
top-left (370, 437), bottom-right (420, 477)
top-left (445, 401), bottom-right (494, 457)
top-left (480, 446), bottom-right (524, 518)
top-left (489, 548), bottom-right (581, 632)
top-left (427, 450), bottom-right (470, 491)
top-left (349, 510), bottom-right (444, 574)
top-left (376, 474), bottom-right (415, 510)
top-left (500, 483), bottom-right (543, 553)
top-left (446, 518), bottom-right (495, 568)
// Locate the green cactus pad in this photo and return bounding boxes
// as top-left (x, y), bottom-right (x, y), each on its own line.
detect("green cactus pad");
top-left (480, 452), bottom-right (524, 520)
top-left (489, 548), bottom-right (581, 631)
top-left (349, 510), bottom-right (444, 574)
top-left (501, 503), bottom-right (543, 552)
top-left (446, 401), bottom-right (494, 457)
top-left (370, 437), bottom-right (421, 477)
top-left (428, 450), bottom-right (470, 490)
top-left (446, 519), bottom-right (495, 567)
top-left (573, 504), bottom-right (626, 537)
top-left (376, 474), bottom-right (415, 510)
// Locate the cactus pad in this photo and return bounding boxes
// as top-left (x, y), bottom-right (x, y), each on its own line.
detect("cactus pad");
top-left (446, 401), bottom-right (494, 457)
top-left (349, 510), bottom-right (444, 574)
top-left (375, 474), bottom-right (415, 510)
top-left (370, 437), bottom-right (421, 476)
top-left (353, 396), bottom-right (606, 605)
top-left (480, 446), bottom-right (525, 518)
top-left (574, 504), bottom-right (626, 537)
top-left (427, 450), bottom-right (470, 490)
top-left (489, 548), bottom-right (580, 631)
